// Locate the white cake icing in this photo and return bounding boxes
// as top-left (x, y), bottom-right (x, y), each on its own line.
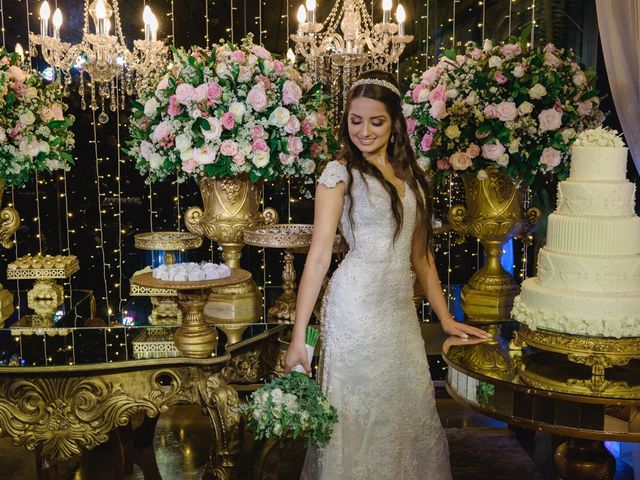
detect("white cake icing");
top-left (557, 181), bottom-right (636, 216)
top-left (512, 130), bottom-right (640, 338)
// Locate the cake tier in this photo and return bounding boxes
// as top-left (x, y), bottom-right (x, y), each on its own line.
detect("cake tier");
top-left (537, 248), bottom-right (640, 293)
top-left (512, 278), bottom-right (640, 337)
top-left (546, 212), bottom-right (640, 256)
top-left (570, 146), bottom-right (629, 181)
top-left (557, 181), bottom-right (636, 217)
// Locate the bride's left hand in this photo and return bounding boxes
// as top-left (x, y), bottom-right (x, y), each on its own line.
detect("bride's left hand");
top-left (441, 318), bottom-right (491, 339)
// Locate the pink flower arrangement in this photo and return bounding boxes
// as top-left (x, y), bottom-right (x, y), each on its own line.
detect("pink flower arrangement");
top-left (404, 38), bottom-right (603, 187)
top-left (127, 34), bottom-right (338, 183)
top-left (0, 47), bottom-right (75, 187)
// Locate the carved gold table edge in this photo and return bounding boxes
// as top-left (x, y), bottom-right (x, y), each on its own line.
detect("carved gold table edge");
top-left (0, 325), bottom-right (287, 479)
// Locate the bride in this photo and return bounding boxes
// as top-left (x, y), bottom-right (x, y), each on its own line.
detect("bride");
top-left (285, 69), bottom-right (488, 479)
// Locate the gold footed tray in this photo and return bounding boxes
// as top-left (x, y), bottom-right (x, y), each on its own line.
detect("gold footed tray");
top-left (243, 224), bottom-right (343, 323)
top-left (134, 231), bottom-right (202, 265)
top-left (132, 270), bottom-right (251, 358)
top-left (518, 325), bottom-right (640, 397)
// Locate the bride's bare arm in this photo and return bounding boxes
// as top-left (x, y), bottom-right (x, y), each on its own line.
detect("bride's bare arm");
top-left (285, 181), bottom-right (345, 373)
top-left (411, 236), bottom-right (489, 339)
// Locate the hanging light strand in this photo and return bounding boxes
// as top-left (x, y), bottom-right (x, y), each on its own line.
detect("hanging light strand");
top-left (0, 0), bottom-right (5, 46)
top-left (115, 79), bottom-right (124, 312)
top-left (62, 170), bottom-right (76, 322)
top-left (34, 174), bottom-right (43, 254)
top-left (91, 110), bottom-right (112, 322)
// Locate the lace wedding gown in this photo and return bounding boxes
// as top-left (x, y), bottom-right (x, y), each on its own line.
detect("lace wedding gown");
top-left (300, 161), bottom-right (452, 480)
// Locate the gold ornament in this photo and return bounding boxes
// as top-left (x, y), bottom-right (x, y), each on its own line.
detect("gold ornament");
top-left (448, 168), bottom-right (540, 321)
top-left (185, 176), bottom-right (278, 345)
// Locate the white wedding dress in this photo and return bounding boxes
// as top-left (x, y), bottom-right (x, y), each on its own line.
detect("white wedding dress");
top-left (301, 161), bottom-right (452, 480)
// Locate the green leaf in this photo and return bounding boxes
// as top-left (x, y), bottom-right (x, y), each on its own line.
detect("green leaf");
top-left (443, 49), bottom-right (457, 61)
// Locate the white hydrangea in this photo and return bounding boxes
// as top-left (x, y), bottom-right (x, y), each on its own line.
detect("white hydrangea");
top-left (573, 127), bottom-right (625, 148)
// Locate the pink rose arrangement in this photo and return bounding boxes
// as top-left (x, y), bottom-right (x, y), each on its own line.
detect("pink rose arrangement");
top-left (0, 48), bottom-right (75, 187)
top-left (127, 34), bottom-right (338, 183)
top-left (404, 38), bottom-right (603, 187)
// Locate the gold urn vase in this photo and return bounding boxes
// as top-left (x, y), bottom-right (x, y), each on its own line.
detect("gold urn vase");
top-left (448, 168), bottom-right (540, 322)
top-left (185, 176), bottom-right (277, 346)
top-left (0, 179), bottom-right (19, 323)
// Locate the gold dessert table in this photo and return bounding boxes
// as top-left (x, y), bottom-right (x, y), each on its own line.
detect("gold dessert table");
top-left (0, 323), bottom-right (289, 480)
top-left (443, 328), bottom-right (640, 480)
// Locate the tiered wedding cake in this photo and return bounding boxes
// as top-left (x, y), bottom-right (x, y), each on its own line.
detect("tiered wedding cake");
top-left (512, 128), bottom-right (640, 338)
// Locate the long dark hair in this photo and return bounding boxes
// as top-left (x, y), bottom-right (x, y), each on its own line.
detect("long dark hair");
top-left (339, 69), bottom-right (433, 254)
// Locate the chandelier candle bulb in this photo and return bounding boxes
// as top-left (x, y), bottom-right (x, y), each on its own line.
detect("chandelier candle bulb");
top-left (95, 0), bottom-right (107, 35)
top-left (143, 5), bottom-right (153, 41)
top-left (52, 8), bottom-right (62, 40)
top-left (297, 5), bottom-right (307, 34)
top-left (305, 0), bottom-right (316, 25)
top-left (383, 0), bottom-right (392, 24)
top-left (39, 1), bottom-right (51, 37)
top-left (149, 12), bottom-right (158, 41)
top-left (396, 4), bottom-right (406, 35)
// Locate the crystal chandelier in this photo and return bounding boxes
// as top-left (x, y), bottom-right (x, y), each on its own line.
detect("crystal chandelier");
top-left (291, 0), bottom-right (413, 121)
top-left (29, 0), bottom-right (168, 123)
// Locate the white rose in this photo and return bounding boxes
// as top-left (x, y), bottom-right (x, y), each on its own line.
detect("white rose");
top-left (19, 110), bottom-right (35, 126)
top-left (572, 71), bottom-right (586, 86)
top-left (144, 98), bottom-right (159, 117)
top-left (417, 156), bottom-right (430, 170)
top-left (508, 138), bottom-right (521, 153)
top-left (446, 88), bottom-right (459, 99)
top-left (483, 39), bottom-right (493, 51)
top-left (402, 104), bottom-right (415, 117)
top-left (149, 153), bottom-right (163, 169)
top-left (528, 83), bottom-right (547, 100)
top-left (262, 60), bottom-right (274, 74)
top-left (229, 102), bottom-right (246, 121)
top-left (465, 92), bottom-right (478, 105)
top-left (269, 106), bottom-right (291, 127)
top-left (496, 153), bottom-right (509, 166)
top-left (189, 108), bottom-right (202, 119)
top-left (240, 143), bottom-right (252, 157)
top-left (180, 149), bottom-right (194, 161)
top-left (252, 150), bottom-right (270, 168)
top-left (24, 87), bottom-right (37, 100)
top-left (561, 128), bottom-right (576, 143)
top-left (39, 141), bottom-right (50, 155)
top-left (517, 101), bottom-right (534, 115)
top-left (302, 158), bottom-right (316, 174)
top-left (511, 64), bottom-right (525, 78)
top-left (216, 62), bottom-right (229, 78)
top-left (252, 409), bottom-right (263, 421)
top-left (417, 88), bottom-right (429, 103)
top-left (175, 134), bottom-right (192, 152)
top-left (488, 56), bottom-right (502, 69)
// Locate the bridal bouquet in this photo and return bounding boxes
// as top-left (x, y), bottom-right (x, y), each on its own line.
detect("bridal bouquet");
top-left (236, 328), bottom-right (338, 446)
top-left (126, 34), bottom-right (338, 184)
top-left (0, 48), bottom-right (75, 187)
top-left (404, 37), bottom-right (603, 188)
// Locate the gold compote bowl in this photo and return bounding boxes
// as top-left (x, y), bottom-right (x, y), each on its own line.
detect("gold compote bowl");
top-left (132, 269), bottom-right (251, 358)
top-left (243, 224), bottom-right (343, 323)
top-left (131, 232), bottom-right (203, 326)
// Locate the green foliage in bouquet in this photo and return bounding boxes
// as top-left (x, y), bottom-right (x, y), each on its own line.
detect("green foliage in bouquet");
top-left (236, 370), bottom-right (338, 447)
top-left (0, 48), bottom-right (75, 187)
top-left (404, 31), bottom-right (603, 190)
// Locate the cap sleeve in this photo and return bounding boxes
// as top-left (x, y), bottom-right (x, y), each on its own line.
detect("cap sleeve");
top-left (318, 160), bottom-right (348, 188)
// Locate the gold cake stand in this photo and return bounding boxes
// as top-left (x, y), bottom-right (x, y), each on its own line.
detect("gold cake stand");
top-left (518, 325), bottom-right (640, 397)
top-left (243, 224), bottom-right (343, 323)
top-left (132, 269), bottom-right (251, 358)
top-left (131, 232), bottom-right (203, 325)
top-left (7, 254), bottom-right (79, 328)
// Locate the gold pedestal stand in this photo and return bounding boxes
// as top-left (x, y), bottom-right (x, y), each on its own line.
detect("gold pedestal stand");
top-left (518, 325), bottom-right (640, 397)
top-left (244, 224), bottom-right (343, 323)
top-left (448, 169), bottom-right (540, 322)
top-left (185, 176), bottom-right (278, 346)
top-left (132, 270), bottom-right (251, 358)
top-left (7, 254), bottom-right (79, 328)
top-left (132, 232), bottom-right (202, 325)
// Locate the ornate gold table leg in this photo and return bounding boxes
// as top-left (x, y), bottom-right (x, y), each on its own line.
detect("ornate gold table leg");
top-left (267, 250), bottom-right (297, 323)
top-left (175, 290), bottom-right (218, 359)
top-left (27, 279), bottom-right (64, 327)
top-left (200, 373), bottom-right (243, 480)
top-left (554, 439), bottom-right (616, 480)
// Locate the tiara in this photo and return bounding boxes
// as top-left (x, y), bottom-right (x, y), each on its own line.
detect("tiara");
top-left (350, 78), bottom-right (401, 98)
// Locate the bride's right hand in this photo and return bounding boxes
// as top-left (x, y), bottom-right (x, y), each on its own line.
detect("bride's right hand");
top-left (284, 338), bottom-right (311, 374)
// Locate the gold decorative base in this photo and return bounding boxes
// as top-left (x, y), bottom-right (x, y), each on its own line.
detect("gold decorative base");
top-left (461, 281), bottom-right (519, 321)
top-left (26, 279), bottom-right (64, 328)
top-left (149, 296), bottom-right (182, 325)
top-left (554, 439), bottom-right (616, 480)
top-left (175, 290), bottom-right (218, 359)
top-left (0, 287), bottom-right (14, 324)
top-left (518, 326), bottom-right (640, 397)
top-left (204, 278), bottom-right (261, 347)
